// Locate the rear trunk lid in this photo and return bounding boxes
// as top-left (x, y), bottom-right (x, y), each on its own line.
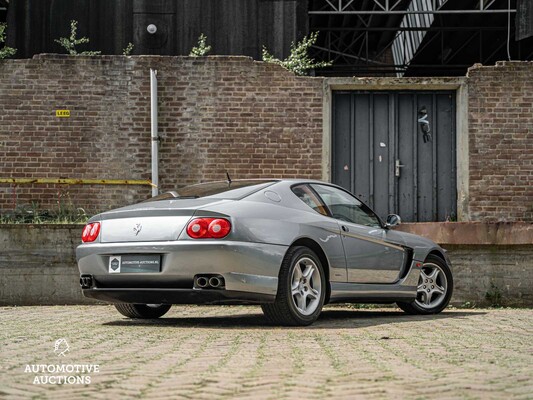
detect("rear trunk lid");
top-left (96, 198), bottom-right (230, 243)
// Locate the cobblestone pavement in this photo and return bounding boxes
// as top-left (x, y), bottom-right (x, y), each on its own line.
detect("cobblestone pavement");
top-left (1, 305), bottom-right (532, 399)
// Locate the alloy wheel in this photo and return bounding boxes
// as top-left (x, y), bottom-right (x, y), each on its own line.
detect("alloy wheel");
top-left (290, 257), bottom-right (322, 316)
top-left (415, 262), bottom-right (448, 309)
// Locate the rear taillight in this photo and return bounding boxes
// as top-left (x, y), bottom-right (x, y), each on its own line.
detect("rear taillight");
top-left (81, 222), bottom-right (101, 243)
top-left (186, 218), bottom-right (231, 239)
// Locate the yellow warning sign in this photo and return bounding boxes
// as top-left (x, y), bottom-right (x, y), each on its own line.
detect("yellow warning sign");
top-left (56, 110), bottom-right (70, 118)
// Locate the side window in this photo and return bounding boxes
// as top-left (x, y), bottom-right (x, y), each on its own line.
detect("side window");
top-left (311, 184), bottom-right (382, 228)
top-left (291, 185), bottom-right (329, 216)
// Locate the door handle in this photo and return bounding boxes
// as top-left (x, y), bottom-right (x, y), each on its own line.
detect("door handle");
top-left (395, 159), bottom-right (405, 177)
top-left (341, 225), bottom-right (349, 232)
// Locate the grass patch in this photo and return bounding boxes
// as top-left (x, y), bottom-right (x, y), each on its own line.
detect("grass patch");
top-left (0, 203), bottom-right (89, 224)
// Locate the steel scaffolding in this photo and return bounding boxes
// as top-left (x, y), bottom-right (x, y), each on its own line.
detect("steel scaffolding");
top-left (309, 0), bottom-right (516, 15)
top-left (308, 0), bottom-right (527, 76)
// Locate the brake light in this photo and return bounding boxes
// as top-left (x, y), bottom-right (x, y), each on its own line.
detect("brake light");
top-left (208, 218), bottom-right (231, 238)
top-left (186, 218), bottom-right (231, 239)
top-left (81, 222), bottom-right (101, 243)
top-left (187, 218), bottom-right (209, 238)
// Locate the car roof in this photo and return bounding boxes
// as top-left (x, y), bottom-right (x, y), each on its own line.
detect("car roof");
top-left (179, 178), bottom-right (330, 186)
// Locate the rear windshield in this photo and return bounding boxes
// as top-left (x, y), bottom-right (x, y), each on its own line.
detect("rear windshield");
top-left (176, 180), bottom-right (277, 199)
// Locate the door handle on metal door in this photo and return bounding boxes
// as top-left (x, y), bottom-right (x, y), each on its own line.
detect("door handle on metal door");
top-left (341, 225), bottom-right (349, 232)
top-left (395, 159), bottom-right (405, 177)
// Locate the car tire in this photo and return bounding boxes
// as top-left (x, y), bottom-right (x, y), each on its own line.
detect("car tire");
top-left (397, 254), bottom-right (453, 315)
top-left (114, 303), bottom-right (171, 319)
top-left (261, 246), bottom-right (326, 326)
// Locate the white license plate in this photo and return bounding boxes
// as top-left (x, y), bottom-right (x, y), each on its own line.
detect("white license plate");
top-left (108, 255), bottom-right (161, 273)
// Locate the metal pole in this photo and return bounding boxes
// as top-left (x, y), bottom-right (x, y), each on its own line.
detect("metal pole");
top-left (150, 69), bottom-right (159, 197)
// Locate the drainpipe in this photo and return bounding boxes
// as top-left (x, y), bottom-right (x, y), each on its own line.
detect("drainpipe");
top-left (150, 69), bottom-right (159, 197)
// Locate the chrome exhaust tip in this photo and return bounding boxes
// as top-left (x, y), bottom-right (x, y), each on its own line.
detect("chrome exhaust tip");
top-left (196, 276), bottom-right (209, 288)
top-left (209, 276), bottom-right (221, 288)
top-left (80, 275), bottom-right (93, 289)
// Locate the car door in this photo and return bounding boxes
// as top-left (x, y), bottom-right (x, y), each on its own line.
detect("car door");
top-left (310, 184), bottom-right (406, 284)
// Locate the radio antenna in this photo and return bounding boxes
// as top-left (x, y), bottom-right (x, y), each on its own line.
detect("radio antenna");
top-left (226, 171), bottom-right (232, 186)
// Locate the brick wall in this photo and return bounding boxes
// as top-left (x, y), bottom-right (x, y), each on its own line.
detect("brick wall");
top-left (467, 61), bottom-right (533, 222)
top-left (0, 55), bottom-right (324, 213)
top-left (1, 56), bottom-right (532, 222)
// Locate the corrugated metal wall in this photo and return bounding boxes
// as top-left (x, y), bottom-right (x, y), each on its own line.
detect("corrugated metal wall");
top-left (332, 91), bottom-right (456, 222)
top-left (7, 0), bottom-right (308, 59)
top-left (516, 0), bottom-right (533, 40)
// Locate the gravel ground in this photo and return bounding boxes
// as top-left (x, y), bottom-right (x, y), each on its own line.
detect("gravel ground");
top-left (1, 305), bottom-right (532, 399)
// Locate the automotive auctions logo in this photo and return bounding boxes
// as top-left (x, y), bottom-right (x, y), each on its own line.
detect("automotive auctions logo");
top-left (54, 338), bottom-right (70, 356)
top-left (24, 339), bottom-right (100, 385)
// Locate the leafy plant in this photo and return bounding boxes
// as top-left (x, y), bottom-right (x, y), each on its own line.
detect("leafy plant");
top-left (55, 20), bottom-right (101, 56)
top-left (0, 189), bottom-right (89, 224)
top-left (0, 23), bottom-right (16, 59)
top-left (445, 212), bottom-right (457, 222)
top-left (189, 33), bottom-right (211, 56)
top-left (123, 42), bottom-right (134, 56)
top-left (0, 204), bottom-right (88, 224)
top-left (262, 31), bottom-right (332, 76)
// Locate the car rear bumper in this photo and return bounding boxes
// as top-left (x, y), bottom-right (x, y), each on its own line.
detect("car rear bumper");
top-left (76, 240), bottom-right (288, 300)
top-left (82, 287), bottom-right (275, 305)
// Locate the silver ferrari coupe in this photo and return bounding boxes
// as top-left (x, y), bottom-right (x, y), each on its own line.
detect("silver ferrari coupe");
top-left (77, 179), bottom-right (453, 326)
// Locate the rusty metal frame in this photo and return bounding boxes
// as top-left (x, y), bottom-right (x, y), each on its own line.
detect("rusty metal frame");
top-left (0, 178), bottom-right (155, 187)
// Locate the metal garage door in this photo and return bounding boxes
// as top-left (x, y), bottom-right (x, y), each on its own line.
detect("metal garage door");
top-left (332, 91), bottom-right (456, 222)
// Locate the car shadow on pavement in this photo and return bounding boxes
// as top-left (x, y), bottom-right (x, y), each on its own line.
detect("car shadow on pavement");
top-left (103, 308), bottom-right (487, 330)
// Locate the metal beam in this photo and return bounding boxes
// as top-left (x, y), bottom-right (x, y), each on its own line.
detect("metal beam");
top-left (310, 0), bottom-right (515, 13)
top-left (0, 178), bottom-right (155, 186)
top-left (313, 26), bottom-right (508, 31)
top-left (309, 10), bottom-right (516, 14)
top-left (312, 44), bottom-right (389, 64)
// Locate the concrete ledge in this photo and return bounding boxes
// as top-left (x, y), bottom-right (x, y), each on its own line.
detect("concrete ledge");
top-left (394, 222), bottom-right (533, 307)
top-left (1, 224), bottom-right (532, 306)
top-left (394, 222), bottom-right (533, 245)
top-left (0, 224), bottom-right (97, 305)
top-left (446, 245), bottom-right (532, 307)
top-left (326, 76), bottom-right (465, 90)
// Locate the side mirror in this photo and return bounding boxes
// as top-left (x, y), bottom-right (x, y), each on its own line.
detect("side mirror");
top-left (385, 214), bottom-right (401, 228)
